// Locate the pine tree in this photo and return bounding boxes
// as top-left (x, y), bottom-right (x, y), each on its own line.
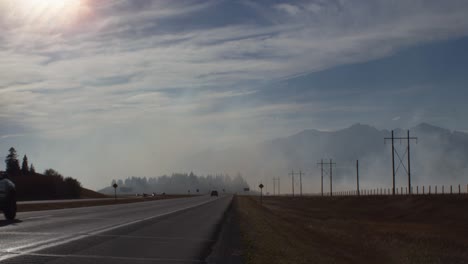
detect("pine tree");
top-left (5, 147), bottom-right (21, 176)
top-left (22, 155), bottom-right (29, 175)
top-left (30, 163), bottom-right (36, 174)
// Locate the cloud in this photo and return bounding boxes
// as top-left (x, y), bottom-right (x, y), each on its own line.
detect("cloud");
top-left (274, 3), bottom-right (302, 16)
top-left (1, 0), bottom-right (468, 188)
top-left (2, 1), bottom-right (468, 136)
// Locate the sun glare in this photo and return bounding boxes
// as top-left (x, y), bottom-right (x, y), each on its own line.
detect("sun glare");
top-left (7, 0), bottom-right (88, 29)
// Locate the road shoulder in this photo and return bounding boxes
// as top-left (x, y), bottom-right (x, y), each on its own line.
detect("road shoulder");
top-left (205, 195), bottom-right (244, 264)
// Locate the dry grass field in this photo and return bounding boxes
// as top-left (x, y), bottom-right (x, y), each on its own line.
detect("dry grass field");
top-left (236, 195), bottom-right (468, 264)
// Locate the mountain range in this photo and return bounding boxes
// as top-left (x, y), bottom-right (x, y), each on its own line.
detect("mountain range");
top-left (182, 123), bottom-right (468, 193)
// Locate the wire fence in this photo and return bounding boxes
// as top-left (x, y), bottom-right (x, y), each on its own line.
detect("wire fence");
top-left (315, 184), bottom-right (468, 197)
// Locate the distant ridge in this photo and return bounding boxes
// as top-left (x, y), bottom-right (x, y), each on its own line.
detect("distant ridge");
top-left (181, 122), bottom-right (468, 188)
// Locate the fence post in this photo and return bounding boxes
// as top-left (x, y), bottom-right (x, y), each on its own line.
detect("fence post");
top-left (459, 184), bottom-right (461, 195)
top-left (443, 185), bottom-right (444, 194)
top-left (435, 185), bottom-right (437, 195)
top-left (423, 186), bottom-right (425, 195)
top-left (429, 185), bottom-right (431, 195)
top-left (450, 185), bottom-right (453, 195)
top-left (417, 186), bottom-right (419, 195)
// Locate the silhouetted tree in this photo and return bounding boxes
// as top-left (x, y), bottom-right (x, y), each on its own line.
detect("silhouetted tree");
top-left (22, 155), bottom-right (29, 175)
top-left (5, 147), bottom-right (21, 176)
top-left (44, 168), bottom-right (63, 179)
top-left (30, 163), bottom-right (36, 174)
top-left (64, 177), bottom-right (81, 198)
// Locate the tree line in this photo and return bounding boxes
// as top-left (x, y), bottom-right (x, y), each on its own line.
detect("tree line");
top-left (3, 147), bottom-right (82, 200)
top-left (102, 172), bottom-right (250, 195)
top-left (5, 147), bottom-right (36, 176)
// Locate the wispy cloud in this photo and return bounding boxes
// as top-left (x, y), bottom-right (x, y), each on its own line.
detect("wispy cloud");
top-left (2, 0), bottom-right (468, 135)
top-left (1, 0), bottom-right (468, 187)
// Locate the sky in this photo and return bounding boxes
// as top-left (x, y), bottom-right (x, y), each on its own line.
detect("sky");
top-left (1, 0), bottom-right (468, 190)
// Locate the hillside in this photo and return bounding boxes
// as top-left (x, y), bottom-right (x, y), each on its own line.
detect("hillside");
top-left (80, 187), bottom-right (109, 199)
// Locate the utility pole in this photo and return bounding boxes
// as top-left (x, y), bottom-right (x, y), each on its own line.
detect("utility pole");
top-left (385, 130), bottom-right (417, 195)
top-left (407, 130), bottom-right (416, 195)
top-left (329, 159), bottom-right (333, 196)
top-left (289, 170), bottom-right (295, 197)
top-left (299, 170), bottom-right (303, 196)
top-left (272, 177), bottom-right (280, 196)
top-left (273, 178), bottom-right (276, 196)
top-left (356, 160), bottom-right (360, 196)
top-left (278, 177), bottom-right (280, 195)
top-left (318, 159), bottom-right (336, 196)
top-left (317, 160), bottom-right (324, 196)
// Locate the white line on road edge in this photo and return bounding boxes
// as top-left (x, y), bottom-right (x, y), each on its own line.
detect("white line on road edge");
top-left (0, 231), bottom-right (216, 242)
top-left (0, 196), bottom-right (227, 262)
top-left (1, 252), bottom-right (205, 263)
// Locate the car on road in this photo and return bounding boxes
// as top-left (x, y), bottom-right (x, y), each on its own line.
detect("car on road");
top-left (210, 190), bottom-right (218, 197)
top-left (0, 173), bottom-right (17, 220)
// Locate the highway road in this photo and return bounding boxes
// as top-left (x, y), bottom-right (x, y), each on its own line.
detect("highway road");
top-left (0, 195), bottom-right (232, 263)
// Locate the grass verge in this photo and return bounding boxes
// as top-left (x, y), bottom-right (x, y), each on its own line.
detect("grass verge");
top-left (18, 195), bottom-right (194, 212)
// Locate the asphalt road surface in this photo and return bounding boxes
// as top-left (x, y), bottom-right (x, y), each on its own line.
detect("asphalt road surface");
top-left (0, 195), bottom-right (232, 263)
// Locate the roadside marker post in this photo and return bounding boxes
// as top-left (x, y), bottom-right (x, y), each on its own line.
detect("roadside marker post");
top-left (112, 183), bottom-right (118, 201)
top-left (259, 183), bottom-right (264, 204)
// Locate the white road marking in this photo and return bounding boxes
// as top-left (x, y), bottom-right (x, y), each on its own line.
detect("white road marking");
top-left (1, 251), bottom-right (205, 263)
top-left (0, 231), bottom-right (215, 242)
top-left (22, 215), bottom-right (53, 220)
top-left (0, 196), bottom-right (221, 262)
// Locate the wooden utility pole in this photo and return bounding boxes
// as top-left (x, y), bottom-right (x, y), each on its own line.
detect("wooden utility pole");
top-left (289, 170), bottom-right (295, 197)
top-left (273, 178), bottom-right (276, 196)
top-left (272, 177), bottom-right (280, 196)
top-left (278, 178), bottom-right (280, 195)
top-left (299, 170), bottom-right (303, 196)
top-left (385, 130), bottom-right (417, 195)
top-left (329, 159), bottom-right (333, 196)
top-left (318, 159), bottom-right (336, 196)
top-left (356, 160), bottom-right (360, 196)
top-left (317, 160), bottom-right (324, 196)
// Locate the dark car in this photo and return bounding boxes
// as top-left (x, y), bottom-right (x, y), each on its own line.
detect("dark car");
top-left (0, 173), bottom-right (17, 220)
top-left (210, 190), bottom-right (218, 197)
